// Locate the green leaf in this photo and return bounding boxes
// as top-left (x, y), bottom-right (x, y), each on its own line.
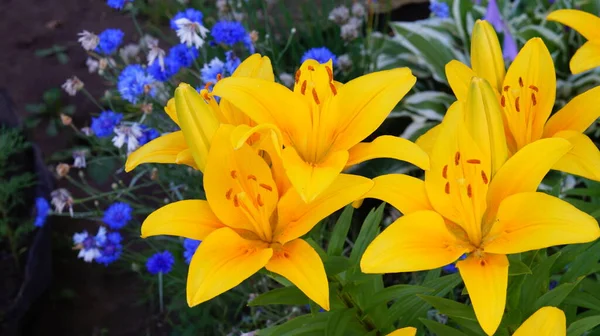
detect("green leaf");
top-left (561, 241), bottom-right (600, 283)
top-left (25, 103), bottom-right (46, 114)
top-left (87, 157), bottom-right (119, 184)
top-left (327, 206), bottom-right (353, 256)
top-left (418, 295), bottom-right (476, 321)
top-left (249, 286), bottom-right (309, 307)
top-left (46, 120), bottom-right (58, 136)
top-left (567, 315), bottom-right (600, 336)
top-left (509, 259), bottom-right (532, 276)
top-left (323, 256), bottom-right (351, 276)
top-left (57, 52), bottom-right (69, 64)
top-left (533, 277), bottom-right (583, 311)
top-left (349, 203), bottom-right (384, 264)
top-left (420, 318), bottom-right (469, 336)
top-left (258, 313), bottom-right (330, 336)
top-left (364, 284), bottom-right (432, 313)
top-left (325, 308), bottom-right (355, 336)
top-left (520, 252), bottom-right (561, 316)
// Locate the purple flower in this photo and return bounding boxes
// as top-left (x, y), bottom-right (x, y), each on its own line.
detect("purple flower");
top-left (502, 26), bottom-right (518, 61)
top-left (96, 231), bottom-right (123, 266)
top-left (484, 0), bottom-right (503, 32)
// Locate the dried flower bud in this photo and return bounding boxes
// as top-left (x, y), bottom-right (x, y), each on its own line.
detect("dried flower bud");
top-left (151, 167), bottom-right (159, 181)
top-left (56, 163), bottom-right (70, 178)
top-left (141, 103), bottom-right (153, 114)
top-left (249, 30), bottom-right (259, 43)
top-left (60, 113), bottom-right (72, 126)
top-left (111, 183), bottom-right (118, 190)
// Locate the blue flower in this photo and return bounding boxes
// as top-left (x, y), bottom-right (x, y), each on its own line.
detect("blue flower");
top-left (103, 202), bottom-right (132, 230)
top-left (170, 8), bottom-right (204, 30)
top-left (34, 197), bottom-right (50, 228)
top-left (243, 35), bottom-right (256, 54)
top-left (183, 238), bottom-right (201, 264)
top-left (225, 51), bottom-right (241, 75)
top-left (96, 231), bottom-right (123, 266)
top-left (549, 280), bottom-right (558, 290)
top-left (484, 0), bottom-right (503, 31)
top-left (442, 254), bottom-right (467, 273)
top-left (117, 65), bottom-right (156, 104)
top-left (502, 26), bottom-right (518, 61)
top-left (138, 125), bottom-right (160, 146)
top-left (301, 47), bottom-right (337, 65)
top-left (429, 1), bottom-right (450, 19)
top-left (106, 0), bottom-right (132, 9)
top-left (168, 44), bottom-right (199, 68)
top-left (96, 29), bottom-right (124, 55)
top-left (146, 251), bottom-right (175, 274)
top-left (201, 58), bottom-right (226, 84)
top-left (148, 56), bottom-right (180, 82)
top-left (211, 21), bottom-right (248, 46)
top-left (91, 111), bottom-right (123, 138)
top-left (73, 227), bottom-right (107, 262)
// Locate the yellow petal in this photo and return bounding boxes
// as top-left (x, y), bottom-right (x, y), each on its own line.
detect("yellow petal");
top-left (187, 227), bottom-right (272, 306)
top-left (569, 41), bottom-right (600, 74)
top-left (175, 148), bottom-right (199, 170)
top-left (465, 77), bottom-right (508, 176)
top-left (471, 20), bottom-right (505, 91)
top-left (204, 126), bottom-right (279, 240)
top-left (325, 67), bottom-right (417, 152)
top-left (175, 83), bottom-right (221, 172)
top-left (141, 200), bottom-right (224, 240)
top-left (446, 60), bottom-right (476, 102)
top-left (266, 239), bottom-right (329, 310)
top-left (544, 86), bottom-right (600, 136)
top-left (346, 135), bottom-right (430, 170)
top-left (164, 98), bottom-right (179, 125)
top-left (212, 77), bottom-right (311, 148)
top-left (361, 211), bottom-right (468, 273)
top-left (484, 192), bottom-right (600, 254)
top-left (486, 138), bottom-right (572, 221)
top-left (456, 253), bottom-right (508, 336)
top-left (551, 131), bottom-right (600, 181)
top-left (501, 38), bottom-right (556, 149)
top-left (281, 146), bottom-right (348, 203)
top-left (513, 306), bottom-right (566, 336)
top-left (387, 327), bottom-right (417, 336)
top-left (547, 9), bottom-right (600, 42)
top-left (274, 174), bottom-right (373, 244)
top-left (360, 174), bottom-right (433, 215)
top-left (125, 131), bottom-right (187, 172)
top-left (232, 54), bottom-right (275, 81)
top-left (415, 124), bottom-right (442, 156)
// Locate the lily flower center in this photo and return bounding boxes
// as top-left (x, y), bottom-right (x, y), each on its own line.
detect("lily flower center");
top-left (500, 76), bottom-right (541, 150)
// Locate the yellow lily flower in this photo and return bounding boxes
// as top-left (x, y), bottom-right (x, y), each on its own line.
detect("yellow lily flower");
top-left (548, 9), bottom-right (600, 74)
top-left (513, 307), bottom-right (566, 336)
top-left (387, 327), bottom-right (416, 336)
top-left (141, 124), bottom-right (373, 309)
top-left (360, 81), bottom-right (600, 335)
top-left (430, 20), bottom-right (600, 181)
top-left (125, 54), bottom-right (274, 173)
top-left (212, 59), bottom-right (429, 202)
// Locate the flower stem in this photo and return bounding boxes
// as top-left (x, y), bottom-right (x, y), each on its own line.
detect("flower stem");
top-left (158, 271), bottom-right (164, 313)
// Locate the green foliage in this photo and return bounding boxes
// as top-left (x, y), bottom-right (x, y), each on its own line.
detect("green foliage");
top-left (25, 87), bottom-right (75, 136)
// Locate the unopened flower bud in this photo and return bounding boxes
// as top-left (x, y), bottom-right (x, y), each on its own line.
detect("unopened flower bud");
top-left (60, 113), bottom-right (72, 126)
top-left (56, 163), bottom-right (70, 178)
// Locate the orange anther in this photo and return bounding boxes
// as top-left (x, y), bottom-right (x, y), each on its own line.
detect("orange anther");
top-left (518, 77), bottom-right (524, 87)
top-left (326, 66), bottom-right (333, 82)
top-left (481, 170), bottom-right (488, 184)
top-left (529, 85), bottom-right (539, 92)
top-left (467, 184), bottom-right (472, 198)
top-left (307, 65), bottom-right (315, 71)
top-left (216, 73), bottom-right (222, 81)
top-left (531, 93), bottom-right (537, 106)
top-left (515, 97), bottom-right (520, 112)
top-left (257, 194), bottom-right (264, 206)
top-left (329, 82), bottom-right (337, 95)
top-left (231, 170), bottom-right (238, 178)
top-left (260, 183), bottom-right (272, 191)
top-left (204, 82), bottom-right (213, 91)
top-left (225, 188), bottom-right (233, 200)
top-left (295, 69), bottom-right (301, 83)
top-left (442, 165), bottom-right (448, 179)
top-left (233, 194), bottom-right (239, 207)
top-left (445, 182), bottom-right (450, 194)
top-left (500, 95), bottom-right (505, 107)
top-left (467, 159), bottom-right (481, 164)
top-left (301, 80), bottom-right (307, 95)
top-left (503, 85), bottom-right (510, 92)
top-left (454, 152), bottom-right (461, 165)
top-left (312, 88), bottom-right (320, 104)
top-left (247, 174), bottom-right (257, 181)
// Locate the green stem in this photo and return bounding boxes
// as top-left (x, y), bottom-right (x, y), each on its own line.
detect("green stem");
top-left (333, 275), bottom-right (378, 333)
top-left (158, 272), bottom-right (164, 313)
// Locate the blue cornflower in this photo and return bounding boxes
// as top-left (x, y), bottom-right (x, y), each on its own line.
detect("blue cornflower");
top-left (429, 1), bottom-right (450, 18)
top-left (169, 44), bottom-right (199, 68)
top-left (502, 25), bottom-right (518, 61)
top-left (201, 58), bottom-right (226, 84)
top-left (91, 111), bottom-right (123, 138)
top-left (96, 29), bottom-right (124, 55)
top-left (170, 8), bottom-right (204, 30)
top-left (73, 227), bottom-right (107, 263)
top-left (103, 202), bottom-right (132, 230)
top-left (224, 51), bottom-right (241, 75)
top-left (484, 0), bottom-right (503, 32)
top-left (146, 251), bottom-right (175, 274)
top-left (211, 21), bottom-right (247, 46)
top-left (148, 56), bottom-right (180, 82)
top-left (442, 254), bottom-right (467, 273)
top-left (183, 238), bottom-right (201, 264)
top-left (117, 65), bottom-right (156, 104)
top-left (34, 197), bottom-right (50, 228)
top-left (549, 280), bottom-right (558, 290)
top-left (107, 0), bottom-right (132, 9)
top-left (96, 231), bottom-right (123, 266)
top-left (243, 35), bottom-right (256, 54)
top-left (301, 47), bottom-right (337, 65)
top-left (138, 125), bottom-right (160, 146)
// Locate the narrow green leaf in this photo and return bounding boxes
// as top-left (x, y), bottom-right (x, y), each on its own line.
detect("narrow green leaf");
top-left (520, 252), bottom-right (561, 315)
top-left (249, 286), bottom-right (309, 307)
top-left (567, 315), bottom-right (600, 336)
top-left (349, 204), bottom-right (384, 264)
top-left (325, 308), bottom-right (355, 336)
top-left (418, 295), bottom-right (476, 320)
top-left (323, 256), bottom-right (351, 276)
top-left (327, 206), bottom-right (354, 256)
top-left (533, 277), bottom-right (583, 311)
top-left (420, 318), bottom-right (469, 336)
top-left (509, 259), bottom-right (532, 276)
top-left (364, 284), bottom-right (432, 313)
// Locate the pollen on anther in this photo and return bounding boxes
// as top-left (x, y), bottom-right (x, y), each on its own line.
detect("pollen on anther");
top-left (233, 194), bottom-right (239, 207)
top-left (225, 188), bottom-right (233, 200)
top-left (329, 82), bottom-right (337, 95)
top-left (326, 66), bottom-right (333, 82)
top-left (467, 159), bottom-right (481, 164)
top-left (531, 93), bottom-right (537, 106)
top-left (467, 184), bottom-right (472, 198)
top-left (216, 73), bottom-right (222, 81)
top-left (230, 170), bottom-right (238, 178)
top-left (247, 174), bottom-right (257, 181)
top-left (481, 170), bottom-right (488, 184)
top-left (257, 194), bottom-right (264, 207)
top-left (312, 88), bottom-right (320, 104)
top-left (445, 182), bottom-right (450, 194)
top-left (503, 85), bottom-right (510, 92)
top-left (529, 85), bottom-right (539, 92)
top-left (307, 65), bottom-right (315, 71)
top-left (501, 95), bottom-right (505, 107)
top-left (259, 183), bottom-right (272, 191)
top-left (518, 77), bottom-right (524, 87)
top-left (204, 82), bottom-right (213, 91)
top-left (442, 165), bottom-right (448, 179)
top-left (301, 80), bottom-right (307, 95)
top-left (515, 97), bottom-right (520, 112)
top-left (295, 69), bottom-right (301, 83)
top-left (454, 152), bottom-right (461, 165)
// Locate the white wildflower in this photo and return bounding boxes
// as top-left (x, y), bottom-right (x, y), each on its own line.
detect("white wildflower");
top-left (72, 150), bottom-right (87, 168)
top-left (112, 124), bottom-right (143, 154)
top-left (337, 54), bottom-right (353, 72)
top-left (139, 35), bottom-right (158, 49)
top-left (61, 77), bottom-right (84, 96)
top-left (81, 127), bottom-right (93, 136)
top-left (278, 72), bottom-right (294, 88)
top-left (73, 227), bottom-right (106, 263)
top-left (216, 0), bottom-right (229, 14)
top-left (86, 57), bottom-right (99, 73)
top-left (119, 44), bottom-right (141, 64)
top-left (147, 42), bottom-right (166, 71)
top-left (175, 18), bottom-right (209, 49)
top-left (98, 58), bottom-right (116, 75)
top-left (50, 188), bottom-right (74, 216)
top-left (77, 30), bottom-right (99, 51)
top-left (340, 17), bottom-right (363, 41)
top-left (351, 2), bottom-right (367, 18)
top-left (328, 6), bottom-right (350, 25)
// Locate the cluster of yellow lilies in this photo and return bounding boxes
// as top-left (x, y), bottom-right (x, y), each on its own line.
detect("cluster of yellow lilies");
top-left (126, 9), bottom-right (600, 336)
